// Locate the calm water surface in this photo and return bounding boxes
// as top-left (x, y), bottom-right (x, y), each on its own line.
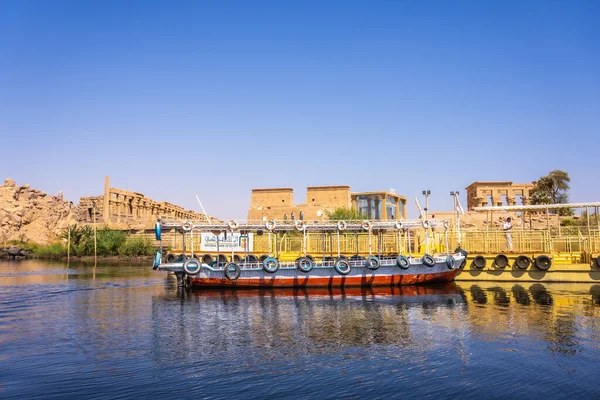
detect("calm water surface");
top-left (1, 260), bottom-right (600, 399)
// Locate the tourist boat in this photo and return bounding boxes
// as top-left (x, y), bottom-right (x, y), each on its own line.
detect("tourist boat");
top-left (152, 218), bottom-right (466, 288)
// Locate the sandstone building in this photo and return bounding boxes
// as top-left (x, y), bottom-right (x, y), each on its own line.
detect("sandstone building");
top-left (247, 185), bottom-right (407, 221)
top-left (465, 181), bottom-right (535, 210)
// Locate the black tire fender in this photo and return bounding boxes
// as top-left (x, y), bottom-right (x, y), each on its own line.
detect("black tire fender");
top-left (224, 262), bottom-right (241, 281)
top-left (473, 255), bottom-right (486, 269)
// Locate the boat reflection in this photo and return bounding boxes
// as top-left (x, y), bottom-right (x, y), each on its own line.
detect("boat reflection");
top-left (190, 282), bottom-right (464, 302)
top-left (150, 282), bottom-right (469, 366)
top-left (151, 280), bottom-right (600, 367)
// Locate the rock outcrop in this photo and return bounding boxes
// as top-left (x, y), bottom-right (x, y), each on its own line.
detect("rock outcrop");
top-left (0, 178), bottom-right (77, 244)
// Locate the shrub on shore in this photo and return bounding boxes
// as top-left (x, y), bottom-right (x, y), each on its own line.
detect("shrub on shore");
top-left (118, 238), bottom-right (155, 256)
top-left (29, 225), bottom-right (157, 258)
top-left (33, 243), bottom-right (67, 259)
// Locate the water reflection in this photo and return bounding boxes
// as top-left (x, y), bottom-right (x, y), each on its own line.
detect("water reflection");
top-left (150, 283), bottom-right (468, 366)
top-left (3, 261), bottom-right (600, 399)
top-left (149, 280), bottom-right (600, 367)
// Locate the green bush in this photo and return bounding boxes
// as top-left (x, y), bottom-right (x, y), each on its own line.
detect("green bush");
top-left (34, 226), bottom-right (157, 258)
top-left (58, 225), bottom-right (130, 256)
top-left (561, 218), bottom-right (579, 227)
top-left (6, 240), bottom-right (39, 252)
top-left (96, 228), bottom-right (127, 256)
top-left (326, 207), bottom-right (366, 221)
top-left (118, 238), bottom-right (155, 256)
top-left (33, 243), bottom-right (67, 259)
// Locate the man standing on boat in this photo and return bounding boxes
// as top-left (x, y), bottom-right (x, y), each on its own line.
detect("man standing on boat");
top-left (502, 217), bottom-right (513, 252)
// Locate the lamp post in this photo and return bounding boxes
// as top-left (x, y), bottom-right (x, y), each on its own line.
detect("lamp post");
top-left (422, 190), bottom-right (431, 219)
top-left (450, 191), bottom-right (459, 227)
top-left (450, 191), bottom-right (461, 249)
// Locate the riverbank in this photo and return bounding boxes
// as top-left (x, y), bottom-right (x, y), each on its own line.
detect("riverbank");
top-left (1, 232), bottom-right (157, 262)
top-left (0, 246), bottom-right (152, 264)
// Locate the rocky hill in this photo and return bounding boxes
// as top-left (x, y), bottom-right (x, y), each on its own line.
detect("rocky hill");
top-left (0, 178), bottom-right (77, 244)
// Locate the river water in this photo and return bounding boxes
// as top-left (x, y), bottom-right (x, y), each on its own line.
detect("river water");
top-left (1, 260), bottom-right (600, 399)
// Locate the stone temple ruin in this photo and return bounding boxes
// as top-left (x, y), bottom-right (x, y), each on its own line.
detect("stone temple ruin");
top-left (465, 181), bottom-right (535, 210)
top-left (78, 177), bottom-right (210, 227)
top-left (0, 176), bottom-right (211, 244)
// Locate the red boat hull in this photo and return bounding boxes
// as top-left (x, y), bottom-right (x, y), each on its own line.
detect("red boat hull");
top-left (190, 269), bottom-right (459, 288)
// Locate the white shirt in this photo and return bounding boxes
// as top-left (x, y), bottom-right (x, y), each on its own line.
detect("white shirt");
top-left (503, 221), bottom-right (512, 231)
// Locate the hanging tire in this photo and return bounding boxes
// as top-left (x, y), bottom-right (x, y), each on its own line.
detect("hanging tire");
top-left (494, 254), bottom-right (509, 269)
top-left (534, 255), bottom-right (552, 271)
top-left (455, 248), bottom-right (468, 258)
top-left (446, 255), bottom-right (456, 270)
top-left (334, 258), bottom-right (351, 275)
top-left (265, 220), bottom-right (276, 231)
top-left (515, 255), bottom-right (531, 269)
top-left (224, 263), bottom-right (241, 281)
top-left (365, 256), bottom-right (380, 270)
top-left (263, 257), bottom-right (280, 273)
top-left (596, 255), bottom-right (600, 268)
top-left (473, 255), bottom-right (486, 269)
top-left (422, 254), bottom-right (436, 268)
top-left (397, 255), bottom-right (410, 270)
top-left (296, 257), bottom-right (313, 273)
top-left (294, 221), bottom-right (306, 232)
top-left (228, 220), bottom-right (239, 230)
top-left (165, 253), bottom-right (177, 263)
top-left (183, 259), bottom-right (201, 276)
top-left (181, 220), bottom-right (192, 232)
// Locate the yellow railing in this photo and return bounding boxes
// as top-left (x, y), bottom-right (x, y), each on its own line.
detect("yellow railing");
top-left (133, 228), bottom-right (600, 259)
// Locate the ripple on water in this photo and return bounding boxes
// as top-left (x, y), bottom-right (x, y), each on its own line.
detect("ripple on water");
top-left (1, 262), bottom-right (600, 399)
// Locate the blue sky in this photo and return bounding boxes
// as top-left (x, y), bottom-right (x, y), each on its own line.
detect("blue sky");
top-left (1, 0), bottom-right (598, 219)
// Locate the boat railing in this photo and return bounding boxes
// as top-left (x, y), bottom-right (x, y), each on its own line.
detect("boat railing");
top-left (162, 255), bottom-right (452, 270)
top-left (158, 218), bottom-right (448, 232)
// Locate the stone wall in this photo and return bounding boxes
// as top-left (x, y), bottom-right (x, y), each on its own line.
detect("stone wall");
top-left (429, 210), bottom-right (561, 230)
top-left (248, 186), bottom-right (352, 221)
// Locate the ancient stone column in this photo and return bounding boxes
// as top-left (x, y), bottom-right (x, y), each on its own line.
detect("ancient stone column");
top-left (103, 176), bottom-right (110, 222)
